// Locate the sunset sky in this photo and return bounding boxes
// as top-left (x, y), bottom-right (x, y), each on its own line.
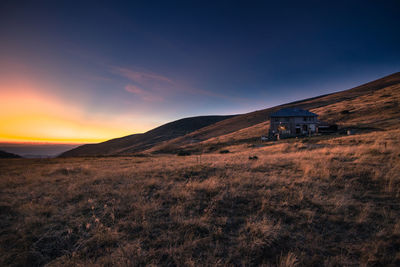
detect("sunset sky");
top-left (1, 0), bottom-right (399, 145)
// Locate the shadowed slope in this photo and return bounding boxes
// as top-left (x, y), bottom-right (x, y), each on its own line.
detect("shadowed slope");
top-left (0, 150), bottom-right (22, 158)
top-left (60, 115), bottom-right (234, 157)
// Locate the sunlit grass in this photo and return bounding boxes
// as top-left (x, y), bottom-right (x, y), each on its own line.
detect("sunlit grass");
top-left (1, 129), bottom-right (400, 265)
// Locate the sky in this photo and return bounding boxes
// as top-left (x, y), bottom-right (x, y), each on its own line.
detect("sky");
top-left (0, 0), bottom-right (399, 147)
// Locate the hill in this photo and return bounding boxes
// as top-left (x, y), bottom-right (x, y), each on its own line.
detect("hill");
top-left (62, 72), bottom-right (400, 157)
top-left (0, 150), bottom-right (22, 158)
top-left (147, 72), bottom-right (400, 153)
top-left (60, 115), bottom-right (234, 157)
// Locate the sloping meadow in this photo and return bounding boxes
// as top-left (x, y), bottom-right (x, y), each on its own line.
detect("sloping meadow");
top-left (1, 129), bottom-right (400, 266)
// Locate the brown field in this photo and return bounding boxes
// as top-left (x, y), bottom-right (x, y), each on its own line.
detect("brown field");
top-left (1, 129), bottom-right (400, 266)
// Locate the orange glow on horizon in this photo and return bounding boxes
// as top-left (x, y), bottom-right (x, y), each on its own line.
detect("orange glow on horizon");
top-left (0, 77), bottom-right (151, 144)
top-left (0, 136), bottom-right (101, 144)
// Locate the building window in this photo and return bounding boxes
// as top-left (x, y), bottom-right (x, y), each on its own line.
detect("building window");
top-left (274, 118), bottom-right (279, 122)
top-left (303, 117), bottom-right (307, 121)
top-left (278, 124), bottom-right (290, 135)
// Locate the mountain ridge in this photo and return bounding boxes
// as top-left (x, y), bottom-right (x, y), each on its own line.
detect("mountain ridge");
top-left (0, 150), bottom-right (22, 158)
top-left (60, 115), bottom-right (235, 157)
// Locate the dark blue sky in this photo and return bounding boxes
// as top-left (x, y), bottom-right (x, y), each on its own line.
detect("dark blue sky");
top-left (0, 0), bottom-right (399, 142)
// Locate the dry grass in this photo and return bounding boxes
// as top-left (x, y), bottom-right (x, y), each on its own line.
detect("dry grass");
top-left (1, 129), bottom-right (400, 266)
top-left (312, 83), bottom-right (400, 129)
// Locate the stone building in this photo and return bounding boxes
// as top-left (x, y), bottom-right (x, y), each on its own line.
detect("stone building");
top-left (269, 108), bottom-right (318, 138)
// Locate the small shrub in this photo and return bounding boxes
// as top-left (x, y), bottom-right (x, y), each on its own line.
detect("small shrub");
top-left (219, 150), bottom-right (230, 154)
top-left (51, 167), bottom-right (89, 176)
top-left (249, 156), bottom-right (258, 160)
top-left (380, 94), bottom-right (392, 98)
top-left (132, 153), bottom-right (148, 157)
top-left (367, 148), bottom-right (382, 155)
top-left (177, 151), bottom-right (191, 156)
top-left (340, 110), bottom-right (350, 114)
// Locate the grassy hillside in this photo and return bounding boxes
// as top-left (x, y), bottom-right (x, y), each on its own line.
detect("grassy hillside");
top-left (148, 72), bottom-right (400, 153)
top-left (204, 75), bottom-right (400, 148)
top-left (1, 129), bottom-right (400, 266)
top-left (60, 115), bottom-right (234, 157)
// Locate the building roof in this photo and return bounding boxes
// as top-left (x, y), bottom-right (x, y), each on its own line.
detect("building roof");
top-left (270, 108), bottom-right (318, 117)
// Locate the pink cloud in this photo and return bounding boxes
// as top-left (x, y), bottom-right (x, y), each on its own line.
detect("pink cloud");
top-left (124, 84), bottom-right (164, 102)
top-left (113, 66), bottom-right (249, 103)
top-left (113, 67), bottom-right (175, 87)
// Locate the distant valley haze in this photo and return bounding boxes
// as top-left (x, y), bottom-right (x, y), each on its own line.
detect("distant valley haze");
top-left (0, 143), bottom-right (80, 158)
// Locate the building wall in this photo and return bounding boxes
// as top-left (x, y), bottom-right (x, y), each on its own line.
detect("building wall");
top-left (269, 116), bottom-right (318, 136)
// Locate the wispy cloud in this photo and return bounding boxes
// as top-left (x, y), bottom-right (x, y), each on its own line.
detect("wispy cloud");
top-left (111, 66), bottom-right (174, 102)
top-left (124, 84), bottom-right (164, 102)
top-left (113, 67), bottom-right (175, 87)
top-left (112, 66), bottom-right (249, 103)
